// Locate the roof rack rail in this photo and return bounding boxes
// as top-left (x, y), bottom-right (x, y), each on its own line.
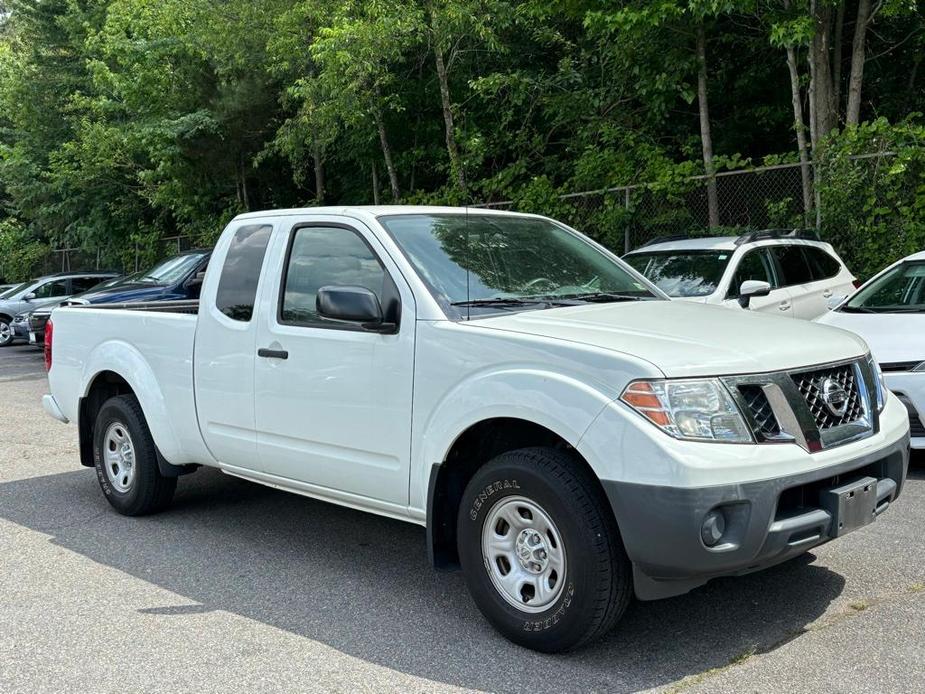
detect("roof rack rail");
top-left (638, 234), bottom-right (693, 248)
top-left (734, 228), bottom-right (820, 246)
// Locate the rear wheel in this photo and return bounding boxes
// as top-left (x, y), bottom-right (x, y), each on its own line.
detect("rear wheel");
top-left (92, 394), bottom-right (176, 515)
top-left (457, 447), bottom-right (632, 652)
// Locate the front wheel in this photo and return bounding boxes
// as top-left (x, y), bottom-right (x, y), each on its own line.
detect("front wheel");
top-left (0, 319), bottom-right (14, 346)
top-left (457, 447), bottom-right (632, 652)
top-left (92, 394), bottom-right (176, 516)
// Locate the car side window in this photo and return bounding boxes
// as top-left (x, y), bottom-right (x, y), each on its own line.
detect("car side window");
top-left (32, 279), bottom-right (68, 299)
top-left (70, 276), bottom-right (103, 293)
top-left (803, 247), bottom-right (841, 280)
top-left (770, 245), bottom-right (814, 287)
top-left (215, 224), bottom-right (273, 321)
top-left (728, 249), bottom-right (775, 298)
top-left (280, 225), bottom-right (387, 327)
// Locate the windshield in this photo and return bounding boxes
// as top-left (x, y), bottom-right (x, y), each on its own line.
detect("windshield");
top-left (843, 260), bottom-right (925, 313)
top-left (139, 252), bottom-right (207, 285)
top-left (623, 250), bottom-right (731, 297)
top-left (379, 214), bottom-right (659, 316)
top-left (0, 281), bottom-right (30, 299)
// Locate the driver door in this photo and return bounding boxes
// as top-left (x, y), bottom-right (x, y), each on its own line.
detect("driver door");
top-left (253, 218), bottom-right (416, 508)
top-left (723, 248), bottom-right (794, 316)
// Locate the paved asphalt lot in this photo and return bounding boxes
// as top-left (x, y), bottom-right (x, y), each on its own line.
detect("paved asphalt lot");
top-left (1, 343), bottom-right (923, 693)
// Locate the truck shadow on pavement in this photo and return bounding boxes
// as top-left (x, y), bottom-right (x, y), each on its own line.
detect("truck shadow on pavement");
top-left (0, 466), bottom-right (852, 693)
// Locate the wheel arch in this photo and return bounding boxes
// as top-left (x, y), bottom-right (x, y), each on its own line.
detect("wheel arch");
top-left (78, 366), bottom-right (192, 476)
top-left (426, 416), bottom-right (617, 570)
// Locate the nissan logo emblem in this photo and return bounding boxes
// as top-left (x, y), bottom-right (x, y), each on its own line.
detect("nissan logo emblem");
top-left (820, 377), bottom-right (849, 417)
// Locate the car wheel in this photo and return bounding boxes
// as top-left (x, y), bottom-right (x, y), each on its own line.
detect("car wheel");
top-left (92, 394), bottom-right (177, 516)
top-left (457, 447), bottom-right (632, 652)
top-left (0, 319), bottom-right (13, 346)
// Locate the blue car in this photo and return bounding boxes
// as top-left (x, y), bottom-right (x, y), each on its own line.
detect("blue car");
top-left (25, 250), bottom-right (211, 344)
top-left (66, 249), bottom-right (211, 306)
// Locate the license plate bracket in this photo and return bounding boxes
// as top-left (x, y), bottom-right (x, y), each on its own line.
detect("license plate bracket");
top-left (820, 476), bottom-right (878, 537)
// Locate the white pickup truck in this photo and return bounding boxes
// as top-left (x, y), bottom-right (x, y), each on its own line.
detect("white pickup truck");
top-left (43, 206), bottom-right (910, 652)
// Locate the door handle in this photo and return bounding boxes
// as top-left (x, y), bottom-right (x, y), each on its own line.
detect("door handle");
top-left (822, 289), bottom-right (833, 298)
top-left (257, 348), bottom-right (288, 360)
top-left (779, 302), bottom-right (791, 311)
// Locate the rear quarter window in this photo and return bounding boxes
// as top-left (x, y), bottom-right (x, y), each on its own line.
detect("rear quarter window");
top-left (770, 245), bottom-right (814, 287)
top-left (215, 224), bottom-right (273, 321)
top-left (803, 247), bottom-right (842, 280)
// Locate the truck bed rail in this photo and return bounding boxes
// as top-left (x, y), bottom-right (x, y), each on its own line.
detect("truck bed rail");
top-left (67, 300), bottom-right (200, 315)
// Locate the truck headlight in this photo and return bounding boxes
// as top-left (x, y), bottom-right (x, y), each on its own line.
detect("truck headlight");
top-left (867, 355), bottom-right (886, 413)
top-left (621, 379), bottom-right (753, 443)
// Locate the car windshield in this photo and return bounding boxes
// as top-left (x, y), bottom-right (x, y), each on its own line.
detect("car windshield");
top-left (379, 213), bottom-right (659, 316)
top-left (623, 250), bottom-right (732, 297)
top-left (842, 260), bottom-right (925, 313)
top-left (0, 281), bottom-right (29, 299)
top-left (139, 253), bottom-right (206, 285)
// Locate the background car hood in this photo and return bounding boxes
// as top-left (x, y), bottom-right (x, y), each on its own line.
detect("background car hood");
top-left (474, 300), bottom-right (868, 378)
top-left (816, 310), bottom-right (925, 364)
top-left (74, 283), bottom-right (169, 304)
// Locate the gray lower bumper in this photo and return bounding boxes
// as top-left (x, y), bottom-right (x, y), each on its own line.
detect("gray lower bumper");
top-left (603, 436), bottom-right (909, 600)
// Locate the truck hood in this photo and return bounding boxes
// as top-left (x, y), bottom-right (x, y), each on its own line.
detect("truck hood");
top-left (474, 300), bottom-right (868, 378)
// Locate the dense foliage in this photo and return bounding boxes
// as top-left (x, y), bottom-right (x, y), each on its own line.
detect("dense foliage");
top-left (0, 0), bottom-right (921, 279)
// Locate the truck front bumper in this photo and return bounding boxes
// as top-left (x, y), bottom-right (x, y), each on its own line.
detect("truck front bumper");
top-left (602, 433), bottom-right (909, 600)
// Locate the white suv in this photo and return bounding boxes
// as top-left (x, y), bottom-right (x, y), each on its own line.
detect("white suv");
top-left (624, 230), bottom-right (857, 320)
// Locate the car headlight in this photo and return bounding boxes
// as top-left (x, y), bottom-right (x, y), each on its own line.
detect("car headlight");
top-left (620, 379), bottom-right (753, 443)
top-left (867, 355), bottom-right (886, 413)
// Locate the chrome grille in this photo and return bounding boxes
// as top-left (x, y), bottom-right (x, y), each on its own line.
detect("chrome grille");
top-left (739, 385), bottom-right (781, 438)
top-left (791, 364), bottom-right (865, 430)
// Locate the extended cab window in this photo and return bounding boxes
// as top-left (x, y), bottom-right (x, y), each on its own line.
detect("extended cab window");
top-left (280, 225), bottom-right (387, 326)
top-left (216, 224), bottom-right (272, 321)
top-left (727, 249), bottom-right (775, 298)
top-left (770, 245), bottom-right (814, 287)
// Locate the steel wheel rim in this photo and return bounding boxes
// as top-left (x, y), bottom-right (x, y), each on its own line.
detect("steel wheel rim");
top-left (481, 496), bottom-right (567, 613)
top-left (103, 421), bottom-right (136, 493)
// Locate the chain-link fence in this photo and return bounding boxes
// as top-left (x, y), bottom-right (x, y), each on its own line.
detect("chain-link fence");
top-left (473, 153), bottom-right (910, 257)
top-left (37, 235), bottom-right (196, 278)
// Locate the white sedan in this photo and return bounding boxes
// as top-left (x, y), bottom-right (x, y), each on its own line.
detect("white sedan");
top-left (817, 251), bottom-right (925, 448)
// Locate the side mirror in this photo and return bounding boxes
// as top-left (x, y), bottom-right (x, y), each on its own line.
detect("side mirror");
top-left (737, 280), bottom-right (771, 309)
top-left (186, 270), bottom-right (207, 288)
top-left (826, 294), bottom-right (846, 310)
top-left (316, 285), bottom-right (395, 332)
top-left (23, 292), bottom-right (36, 301)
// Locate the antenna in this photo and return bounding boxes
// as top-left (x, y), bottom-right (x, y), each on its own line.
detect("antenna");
top-left (465, 204), bottom-right (470, 321)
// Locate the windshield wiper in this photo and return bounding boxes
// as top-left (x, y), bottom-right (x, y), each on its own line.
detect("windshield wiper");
top-left (555, 292), bottom-right (652, 303)
top-left (450, 297), bottom-right (547, 308)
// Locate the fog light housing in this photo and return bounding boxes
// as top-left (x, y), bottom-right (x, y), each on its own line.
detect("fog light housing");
top-left (701, 509), bottom-right (726, 547)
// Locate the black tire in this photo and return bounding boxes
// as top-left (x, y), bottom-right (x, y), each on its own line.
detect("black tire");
top-left (92, 394), bottom-right (176, 516)
top-left (457, 447), bottom-right (632, 653)
top-left (0, 318), bottom-right (13, 347)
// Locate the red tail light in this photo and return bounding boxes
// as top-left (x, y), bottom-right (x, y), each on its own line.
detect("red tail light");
top-left (43, 318), bottom-right (53, 371)
top-left (853, 279), bottom-right (862, 289)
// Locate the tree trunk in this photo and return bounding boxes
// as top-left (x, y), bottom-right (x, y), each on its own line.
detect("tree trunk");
top-left (845, 0), bottom-right (872, 126)
top-left (696, 25), bottom-right (719, 228)
top-left (786, 44), bottom-right (813, 217)
top-left (372, 101), bottom-right (400, 201)
top-left (833, 1), bottom-right (845, 110)
top-left (238, 153), bottom-right (250, 210)
top-left (810, 0), bottom-right (837, 140)
top-left (371, 161), bottom-right (380, 205)
top-left (433, 42), bottom-right (466, 193)
top-left (312, 140), bottom-right (324, 205)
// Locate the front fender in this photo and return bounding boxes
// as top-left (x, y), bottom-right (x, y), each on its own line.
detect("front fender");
top-left (79, 340), bottom-right (184, 463)
top-left (412, 367), bottom-right (616, 511)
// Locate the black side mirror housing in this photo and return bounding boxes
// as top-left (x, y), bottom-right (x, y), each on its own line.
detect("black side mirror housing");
top-left (316, 285), bottom-right (396, 333)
